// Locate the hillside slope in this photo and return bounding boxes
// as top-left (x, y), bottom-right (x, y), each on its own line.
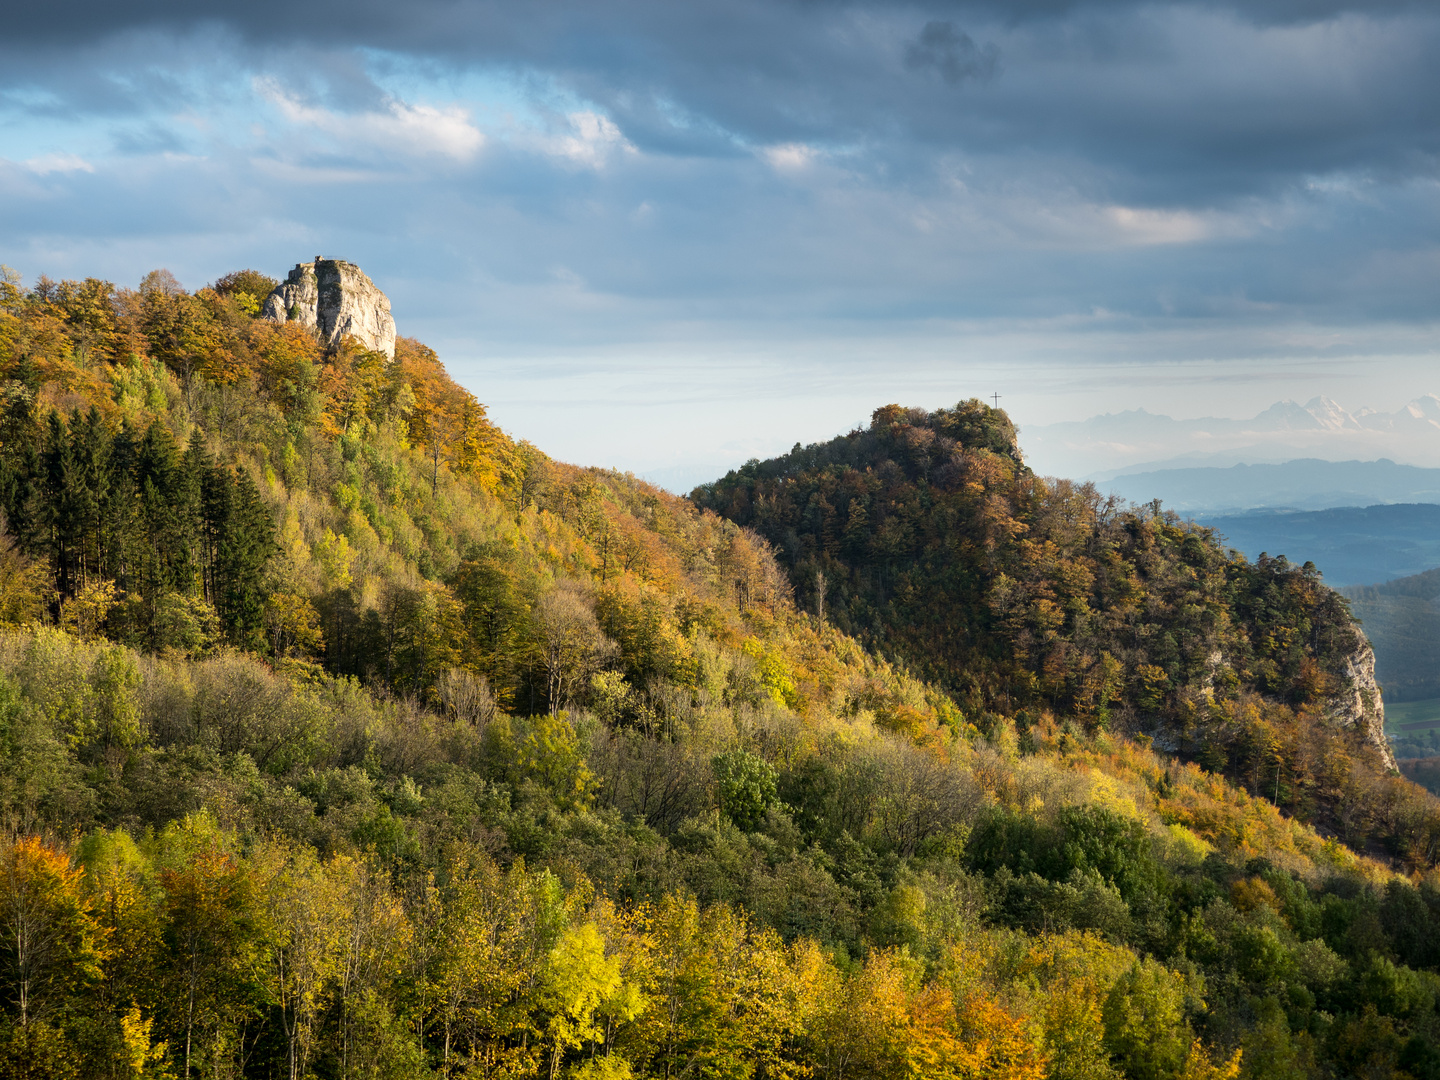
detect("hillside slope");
top-left (2, 269), bottom-right (1440, 1080)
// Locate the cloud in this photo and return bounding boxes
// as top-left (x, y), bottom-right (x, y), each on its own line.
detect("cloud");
top-left (761, 143), bottom-right (819, 172)
top-left (541, 111), bottom-right (635, 168)
top-left (1103, 206), bottom-right (1218, 246)
top-left (4, 2), bottom-right (1440, 205)
top-left (0, 0), bottom-right (1424, 55)
top-left (904, 22), bottom-right (1000, 85)
top-left (1000, 198), bottom-right (1262, 249)
top-left (257, 79), bottom-right (485, 161)
top-left (248, 159), bottom-right (391, 185)
top-left (23, 152), bottom-right (95, 175)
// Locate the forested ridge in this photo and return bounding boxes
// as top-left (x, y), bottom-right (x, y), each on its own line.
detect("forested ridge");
top-left (693, 405), bottom-right (1413, 854)
top-left (2, 265), bottom-right (1440, 1080)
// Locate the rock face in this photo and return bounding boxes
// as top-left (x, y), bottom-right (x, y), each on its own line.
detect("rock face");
top-left (261, 258), bottom-right (396, 358)
top-left (1330, 627), bottom-right (1398, 773)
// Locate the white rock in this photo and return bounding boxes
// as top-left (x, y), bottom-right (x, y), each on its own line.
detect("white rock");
top-left (1329, 627), bottom-right (1399, 773)
top-left (261, 257), bottom-right (397, 359)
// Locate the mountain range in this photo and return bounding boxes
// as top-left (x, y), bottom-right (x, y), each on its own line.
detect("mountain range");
top-left (1023, 394), bottom-right (1440, 477)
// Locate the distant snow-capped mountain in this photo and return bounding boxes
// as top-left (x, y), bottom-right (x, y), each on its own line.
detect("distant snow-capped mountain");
top-left (1023, 395), bottom-right (1440, 477)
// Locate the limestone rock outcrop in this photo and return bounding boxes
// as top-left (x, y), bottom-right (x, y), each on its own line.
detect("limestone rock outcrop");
top-left (1329, 627), bottom-right (1398, 773)
top-left (261, 258), bottom-right (396, 358)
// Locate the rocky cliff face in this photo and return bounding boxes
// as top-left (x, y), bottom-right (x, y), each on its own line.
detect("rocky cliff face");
top-left (1330, 627), bottom-right (1398, 773)
top-left (261, 258), bottom-right (396, 358)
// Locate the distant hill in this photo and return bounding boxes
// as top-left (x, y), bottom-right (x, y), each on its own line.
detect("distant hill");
top-left (1199, 504), bottom-right (1440, 587)
top-left (1097, 458), bottom-right (1440, 513)
top-left (1341, 568), bottom-right (1440, 703)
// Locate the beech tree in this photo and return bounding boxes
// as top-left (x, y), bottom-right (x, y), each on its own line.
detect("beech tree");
top-left (156, 825), bottom-right (264, 1077)
top-left (0, 837), bottom-right (102, 1028)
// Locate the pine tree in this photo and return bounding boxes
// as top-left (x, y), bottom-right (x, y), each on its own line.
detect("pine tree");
top-left (214, 468), bottom-right (274, 648)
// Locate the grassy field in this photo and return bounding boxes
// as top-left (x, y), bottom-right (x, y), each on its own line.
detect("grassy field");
top-left (1387, 699), bottom-right (1440, 764)
top-left (1387, 698), bottom-right (1440, 732)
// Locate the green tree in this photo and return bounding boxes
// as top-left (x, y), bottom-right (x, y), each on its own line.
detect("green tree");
top-left (713, 748), bottom-right (779, 831)
top-left (155, 819), bottom-right (265, 1078)
top-left (1102, 960), bottom-right (1194, 1080)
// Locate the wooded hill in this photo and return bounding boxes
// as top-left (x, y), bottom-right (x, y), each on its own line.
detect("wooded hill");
top-left (693, 405), bottom-right (1410, 852)
top-left (2, 266), bottom-right (1440, 1080)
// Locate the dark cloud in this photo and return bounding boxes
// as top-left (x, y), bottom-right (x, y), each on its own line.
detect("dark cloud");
top-left (2, 0), bottom-right (1430, 48)
top-left (3, 0), bottom-right (1438, 211)
top-left (905, 21), bottom-right (1000, 83)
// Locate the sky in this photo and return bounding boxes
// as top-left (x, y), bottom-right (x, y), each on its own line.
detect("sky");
top-left (3, 0), bottom-right (1439, 489)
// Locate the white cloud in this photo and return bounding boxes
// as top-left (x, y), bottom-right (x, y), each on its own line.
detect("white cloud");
top-left (1103, 205), bottom-right (1217, 246)
top-left (1000, 197), bottom-right (1261, 250)
top-left (24, 152), bottom-right (95, 175)
top-left (256, 78), bottom-right (484, 161)
top-left (543, 111), bottom-right (635, 169)
top-left (761, 143), bottom-right (819, 172)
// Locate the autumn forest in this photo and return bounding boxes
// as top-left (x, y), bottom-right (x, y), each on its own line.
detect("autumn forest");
top-left (0, 264), bottom-right (1439, 1080)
